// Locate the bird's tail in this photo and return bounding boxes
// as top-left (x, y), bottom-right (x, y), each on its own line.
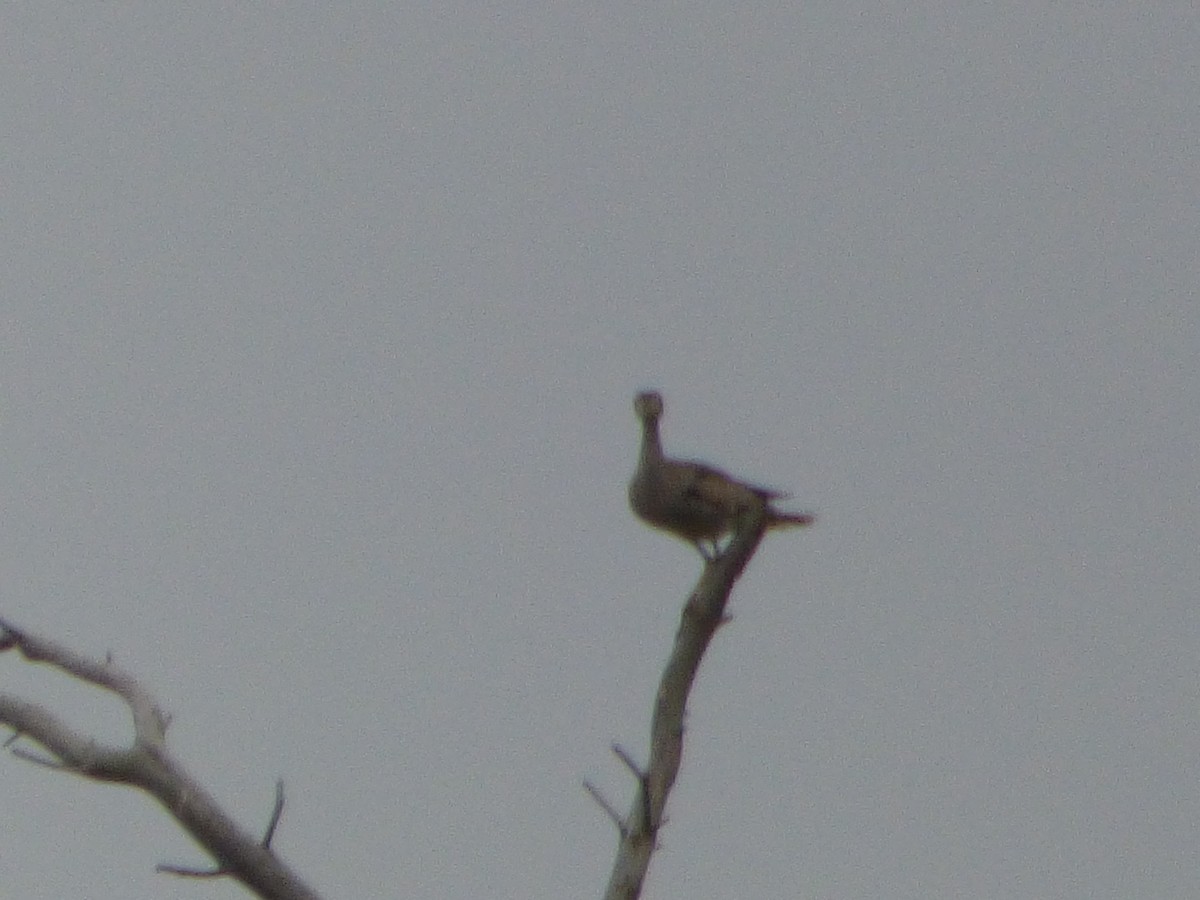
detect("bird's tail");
top-left (767, 510), bottom-right (815, 529)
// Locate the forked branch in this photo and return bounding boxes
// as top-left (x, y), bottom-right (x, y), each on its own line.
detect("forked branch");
top-left (0, 620), bottom-right (322, 900)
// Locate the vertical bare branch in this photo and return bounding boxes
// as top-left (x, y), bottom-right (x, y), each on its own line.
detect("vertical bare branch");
top-left (602, 508), bottom-right (769, 900)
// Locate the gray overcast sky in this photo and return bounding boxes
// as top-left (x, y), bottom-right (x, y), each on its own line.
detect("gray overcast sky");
top-left (1, 5), bottom-right (1196, 899)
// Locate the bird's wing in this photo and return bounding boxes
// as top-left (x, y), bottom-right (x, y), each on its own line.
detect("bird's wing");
top-left (675, 460), bottom-right (767, 512)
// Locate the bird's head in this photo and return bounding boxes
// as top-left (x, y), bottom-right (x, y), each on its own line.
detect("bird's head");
top-left (633, 390), bottom-right (664, 422)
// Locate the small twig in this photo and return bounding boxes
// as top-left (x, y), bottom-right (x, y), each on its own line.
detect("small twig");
top-left (156, 861), bottom-right (226, 878)
top-left (611, 744), bottom-right (645, 779)
top-left (263, 779), bottom-right (285, 848)
top-left (611, 744), bottom-right (653, 832)
top-left (583, 780), bottom-right (628, 836)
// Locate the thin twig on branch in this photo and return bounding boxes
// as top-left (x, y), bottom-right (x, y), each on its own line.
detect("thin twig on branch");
top-left (157, 778), bottom-right (289, 877)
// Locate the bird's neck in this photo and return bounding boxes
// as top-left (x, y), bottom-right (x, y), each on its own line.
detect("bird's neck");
top-left (638, 417), bottom-right (663, 471)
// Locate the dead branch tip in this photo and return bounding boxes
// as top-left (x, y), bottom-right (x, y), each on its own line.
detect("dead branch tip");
top-left (584, 780), bottom-right (628, 837)
top-left (263, 779), bottom-right (286, 848)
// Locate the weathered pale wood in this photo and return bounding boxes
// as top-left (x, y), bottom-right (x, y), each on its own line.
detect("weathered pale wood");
top-left (0, 621), bottom-right (323, 900)
top-left (602, 507), bottom-right (770, 900)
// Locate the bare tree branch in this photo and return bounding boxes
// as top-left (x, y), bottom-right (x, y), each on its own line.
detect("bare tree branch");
top-left (0, 620), bottom-right (323, 900)
top-left (156, 779), bottom-right (289, 878)
top-left (601, 507), bottom-right (770, 900)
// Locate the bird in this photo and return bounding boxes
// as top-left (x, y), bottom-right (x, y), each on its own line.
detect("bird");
top-left (628, 390), bottom-right (814, 559)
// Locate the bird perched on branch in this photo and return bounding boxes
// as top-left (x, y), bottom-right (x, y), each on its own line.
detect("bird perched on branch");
top-left (628, 390), bottom-right (814, 559)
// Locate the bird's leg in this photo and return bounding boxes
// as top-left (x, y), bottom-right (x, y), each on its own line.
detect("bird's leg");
top-left (708, 530), bottom-right (738, 561)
